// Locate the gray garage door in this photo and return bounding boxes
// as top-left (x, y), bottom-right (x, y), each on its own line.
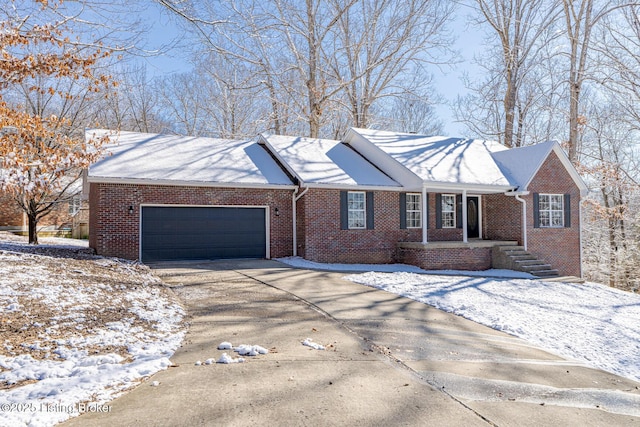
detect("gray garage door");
top-left (141, 206), bottom-right (266, 263)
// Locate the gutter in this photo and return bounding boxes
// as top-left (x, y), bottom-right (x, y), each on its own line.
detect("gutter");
top-left (505, 190), bottom-right (529, 250)
top-left (292, 186), bottom-right (309, 257)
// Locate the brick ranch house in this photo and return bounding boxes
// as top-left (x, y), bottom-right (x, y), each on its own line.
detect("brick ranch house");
top-left (85, 128), bottom-right (588, 277)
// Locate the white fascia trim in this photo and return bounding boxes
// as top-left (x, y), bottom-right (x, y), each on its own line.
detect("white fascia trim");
top-left (505, 190), bottom-right (530, 196)
top-left (424, 181), bottom-right (516, 194)
top-left (343, 129), bottom-right (424, 188)
top-left (302, 182), bottom-right (404, 192)
top-left (87, 176), bottom-right (297, 190)
top-left (257, 134), bottom-right (303, 184)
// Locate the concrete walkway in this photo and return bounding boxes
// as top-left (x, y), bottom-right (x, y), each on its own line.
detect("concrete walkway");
top-left (65, 260), bottom-right (640, 426)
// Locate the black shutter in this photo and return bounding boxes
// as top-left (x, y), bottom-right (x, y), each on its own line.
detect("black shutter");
top-left (456, 194), bottom-right (463, 229)
top-left (366, 191), bottom-right (374, 229)
top-left (399, 193), bottom-right (407, 229)
top-left (435, 193), bottom-right (442, 229)
top-left (340, 191), bottom-right (348, 230)
top-left (533, 193), bottom-right (540, 228)
top-left (564, 194), bottom-right (571, 228)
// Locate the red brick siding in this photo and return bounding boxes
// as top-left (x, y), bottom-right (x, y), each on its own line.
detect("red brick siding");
top-left (427, 194), bottom-right (463, 241)
top-left (525, 151), bottom-right (582, 277)
top-left (398, 247), bottom-right (492, 271)
top-left (0, 192), bottom-right (24, 228)
top-left (298, 189), bottom-right (487, 264)
top-left (483, 193), bottom-right (522, 242)
top-left (299, 188), bottom-right (417, 264)
top-left (0, 191), bottom-right (75, 229)
top-left (89, 183), bottom-right (293, 260)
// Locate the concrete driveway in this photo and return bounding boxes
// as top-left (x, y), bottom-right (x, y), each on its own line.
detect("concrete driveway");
top-left (65, 260), bottom-right (640, 426)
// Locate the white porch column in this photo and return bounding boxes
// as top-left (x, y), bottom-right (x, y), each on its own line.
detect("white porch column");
top-left (462, 189), bottom-right (468, 243)
top-left (422, 186), bottom-right (428, 244)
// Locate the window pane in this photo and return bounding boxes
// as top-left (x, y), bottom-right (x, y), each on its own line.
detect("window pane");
top-left (538, 193), bottom-right (564, 228)
top-left (349, 211), bottom-right (365, 228)
top-left (347, 192), bottom-right (366, 229)
top-left (551, 195), bottom-right (563, 210)
top-left (442, 211), bottom-right (455, 228)
top-left (348, 193), bottom-right (365, 210)
top-left (539, 211), bottom-right (550, 227)
top-left (441, 195), bottom-right (455, 228)
top-left (539, 195), bottom-right (550, 210)
top-left (442, 195), bottom-right (454, 211)
top-left (406, 193), bottom-right (421, 228)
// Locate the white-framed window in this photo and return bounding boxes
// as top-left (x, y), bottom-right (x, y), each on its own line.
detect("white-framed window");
top-left (441, 194), bottom-right (456, 228)
top-left (348, 191), bottom-right (366, 229)
top-left (406, 193), bottom-right (421, 228)
top-left (538, 194), bottom-right (564, 227)
top-left (68, 195), bottom-right (82, 216)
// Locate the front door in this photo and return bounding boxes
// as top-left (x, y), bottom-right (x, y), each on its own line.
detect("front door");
top-left (467, 196), bottom-right (480, 239)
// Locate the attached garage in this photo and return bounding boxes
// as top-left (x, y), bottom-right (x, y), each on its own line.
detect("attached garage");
top-left (141, 206), bottom-right (268, 263)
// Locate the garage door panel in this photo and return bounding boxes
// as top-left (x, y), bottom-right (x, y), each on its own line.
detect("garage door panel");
top-left (141, 206), bottom-right (266, 262)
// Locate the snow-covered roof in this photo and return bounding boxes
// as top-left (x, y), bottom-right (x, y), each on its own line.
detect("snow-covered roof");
top-left (86, 128), bottom-right (587, 195)
top-left (345, 128), bottom-right (514, 191)
top-left (259, 134), bottom-right (400, 189)
top-left (87, 130), bottom-right (294, 188)
top-left (492, 140), bottom-right (588, 195)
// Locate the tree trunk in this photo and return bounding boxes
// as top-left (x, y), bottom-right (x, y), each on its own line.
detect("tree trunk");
top-left (568, 82), bottom-right (581, 162)
top-left (503, 66), bottom-right (516, 148)
top-left (28, 211), bottom-right (39, 245)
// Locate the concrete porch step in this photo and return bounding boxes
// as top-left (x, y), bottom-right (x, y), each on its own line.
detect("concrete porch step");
top-left (509, 254), bottom-right (538, 261)
top-left (514, 259), bottom-right (547, 267)
top-left (520, 264), bottom-right (554, 272)
top-left (497, 245), bottom-right (525, 251)
top-left (543, 275), bottom-right (585, 283)
top-left (531, 269), bottom-right (560, 278)
top-left (492, 245), bottom-right (560, 278)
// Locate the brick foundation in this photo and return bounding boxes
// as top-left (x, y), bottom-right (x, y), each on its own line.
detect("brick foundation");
top-left (399, 246), bottom-right (491, 271)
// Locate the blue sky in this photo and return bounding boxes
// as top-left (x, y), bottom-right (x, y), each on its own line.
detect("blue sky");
top-left (139, 3), bottom-right (485, 137)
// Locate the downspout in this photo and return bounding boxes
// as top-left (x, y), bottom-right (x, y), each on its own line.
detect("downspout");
top-left (292, 186), bottom-right (309, 257)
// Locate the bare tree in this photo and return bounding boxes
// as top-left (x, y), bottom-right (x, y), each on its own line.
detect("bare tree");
top-left (459, 0), bottom-right (561, 147)
top-left (559, 0), bottom-right (640, 162)
top-left (600, 6), bottom-right (640, 131)
top-left (157, 0), bottom-right (452, 138)
top-left (381, 96), bottom-right (443, 135)
top-left (330, 0), bottom-right (453, 129)
top-left (580, 101), bottom-right (640, 290)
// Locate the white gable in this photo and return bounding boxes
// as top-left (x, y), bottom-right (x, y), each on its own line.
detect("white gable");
top-left (345, 128), bottom-right (514, 192)
top-left (87, 130), bottom-right (294, 187)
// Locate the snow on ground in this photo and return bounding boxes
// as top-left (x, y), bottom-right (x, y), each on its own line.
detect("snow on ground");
top-left (278, 257), bottom-right (640, 384)
top-left (276, 256), bottom-right (535, 278)
top-left (346, 274), bottom-right (640, 384)
top-left (0, 233), bottom-right (185, 427)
